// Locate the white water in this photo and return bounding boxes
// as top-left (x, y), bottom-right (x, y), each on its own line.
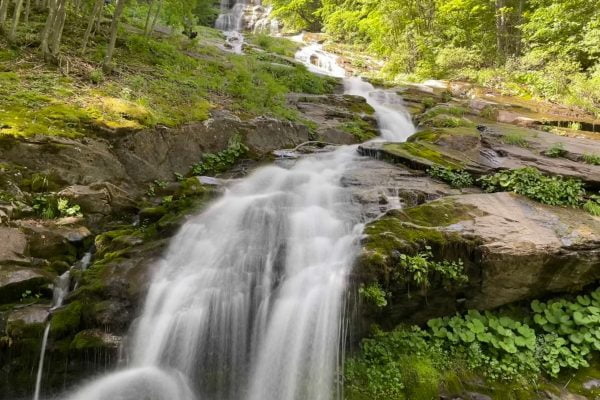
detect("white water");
top-left (34, 252), bottom-right (92, 400)
top-left (293, 38), bottom-right (415, 141)
top-left (59, 23), bottom-right (416, 400)
top-left (215, 0), bottom-right (252, 53)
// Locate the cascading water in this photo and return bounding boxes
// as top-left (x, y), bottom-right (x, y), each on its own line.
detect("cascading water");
top-left (58, 30), bottom-right (416, 400)
top-left (294, 37), bottom-right (415, 141)
top-left (215, 0), bottom-right (253, 53)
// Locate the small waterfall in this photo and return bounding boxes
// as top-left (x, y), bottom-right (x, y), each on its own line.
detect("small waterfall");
top-left (33, 252), bottom-right (92, 400)
top-left (293, 37), bottom-right (416, 141)
top-left (215, 0), bottom-right (255, 53)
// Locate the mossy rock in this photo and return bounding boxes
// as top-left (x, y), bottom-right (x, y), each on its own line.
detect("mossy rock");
top-left (50, 301), bottom-right (83, 338)
top-left (381, 142), bottom-right (465, 170)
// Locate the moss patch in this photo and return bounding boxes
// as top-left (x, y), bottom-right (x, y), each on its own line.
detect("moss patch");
top-left (383, 142), bottom-right (464, 169)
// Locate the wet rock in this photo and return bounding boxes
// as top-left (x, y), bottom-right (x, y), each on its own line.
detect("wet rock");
top-left (342, 157), bottom-right (468, 219)
top-left (0, 227), bottom-right (28, 265)
top-left (0, 266), bottom-right (53, 303)
top-left (359, 124), bottom-right (600, 187)
top-left (287, 93), bottom-right (378, 144)
top-left (357, 192), bottom-right (600, 325)
top-left (15, 219), bottom-right (91, 260)
top-left (7, 304), bottom-right (49, 326)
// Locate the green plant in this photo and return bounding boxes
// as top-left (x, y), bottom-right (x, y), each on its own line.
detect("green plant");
top-left (20, 290), bottom-right (41, 303)
top-left (545, 143), bottom-right (566, 158)
top-left (191, 135), bottom-right (249, 176)
top-left (502, 132), bottom-right (529, 147)
top-left (427, 165), bottom-right (474, 188)
top-left (569, 121), bottom-right (582, 131)
top-left (398, 247), bottom-right (468, 291)
top-left (582, 154), bottom-right (600, 165)
top-left (32, 195), bottom-right (82, 219)
top-left (479, 167), bottom-right (585, 207)
top-left (584, 194), bottom-right (600, 216)
top-left (428, 310), bottom-right (538, 381)
top-left (531, 289), bottom-right (600, 377)
top-left (359, 283), bottom-right (388, 308)
top-left (89, 69), bottom-right (105, 84)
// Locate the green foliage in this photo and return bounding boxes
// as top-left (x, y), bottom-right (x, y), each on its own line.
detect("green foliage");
top-left (247, 34), bottom-right (300, 58)
top-left (582, 154), bottom-right (600, 165)
top-left (583, 197), bottom-right (600, 216)
top-left (32, 196), bottom-right (82, 219)
top-left (191, 135), bottom-right (248, 176)
top-left (427, 166), bottom-right (474, 188)
top-left (340, 118), bottom-right (378, 142)
top-left (359, 283), bottom-right (388, 309)
top-left (479, 167), bottom-right (585, 207)
top-left (545, 143), bottom-right (566, 158)
top-left (429, 310), bottom-right (539, 381)
top-left (345, 327), bottom-right (442, 400)
top-left (502, 132), bottom-right (529, 147)
top-left (398, 247), bottom-right (468, 291)
top-left (531, 289), bottom-right (600, 376)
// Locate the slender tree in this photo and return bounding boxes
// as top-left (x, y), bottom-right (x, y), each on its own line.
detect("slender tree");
top-left (103, 0), bottom-right (127, 71)
top-left (9, 0), bottom-right (26, 43)
top-left (81, 0), bottom-right (104, 53)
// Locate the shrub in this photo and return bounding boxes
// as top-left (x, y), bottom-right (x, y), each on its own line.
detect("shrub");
top-left (583, 154), bottom-right (600, 165)
top-left (428, 166), bottom-right (474, 188)
top-left (190, 135), bottom-right (248, 176)
top-left (359, 283), bottom-right (388, 308)
top-left (545, 143), bottom-right (566, 158)
top-left (428, 310), bottom-right (539, 381)
top-left (32, 195), bottom-right (82, 219)
top-left (398, 247), bottom-right (468, 291)
top-left (479, 167), bottom-right (585, 207)
top-left (532, 289), bottom-right (600, 376)
top-left (502, 132), bottom-right (529, 147)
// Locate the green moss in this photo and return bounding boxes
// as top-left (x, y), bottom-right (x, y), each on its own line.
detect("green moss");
top-left (502, 132), bottom-right (530, 147)
top-left (246, 34), bottom-right (301, 58)
top-left (71, 331), bottom-right (106, 350)
top-left (348, 99), bottom-right (376, 115)
top-left (401, 355), bottom-right (442, 400)
top-left (50, 301), bottom-right (83, 338)
top-left (383, 142), bottom-right (464, 169)
top-left (340, 118), bottom-right (378, 141)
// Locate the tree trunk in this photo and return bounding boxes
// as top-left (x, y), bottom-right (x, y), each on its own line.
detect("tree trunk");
top-left (81, 0), bottom-right (103, 53)
top-left (143, 0), bottom-right (155, 37)
top-left (49, 0), bottom-right (67, 56)
top-left (102, 0), bottom-right (127, 72)
top-left (148, 0), bottom-right (162, 37)
top-left (0, 0), bottom-right (10, 33)
top-left (24, 0), bottom-right (30, 23)
top-left (495, 0), bottom-right (507, 63)
top-left (9, 0), bottom-right (25, 42)
top-left (40, 0), bottom-right (58, 59)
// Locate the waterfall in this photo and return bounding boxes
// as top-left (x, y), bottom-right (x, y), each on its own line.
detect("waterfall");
top-left (33, 253), bottom-right (92, 400)
top-left (60, 33), bottom-right (415, 400)
top-left (293, 37), bottom-right (416, 142)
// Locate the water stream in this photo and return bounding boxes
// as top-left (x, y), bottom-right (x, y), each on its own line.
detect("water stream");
top-left (56, 21), bottom-right (415, 400)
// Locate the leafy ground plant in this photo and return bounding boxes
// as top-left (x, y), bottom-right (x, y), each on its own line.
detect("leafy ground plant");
top-left (479, 167), bottom-right (585, 207)
top-left (398, 246), bottom-right (468, 291)
top-left (545, 143), bottom-right (566, 158)
top-left (427, 165), bottom-right (474, 188)
top-left (583, 154), bottom-right (600, 165)
top-left (191, 135), bottom-right (249, 176)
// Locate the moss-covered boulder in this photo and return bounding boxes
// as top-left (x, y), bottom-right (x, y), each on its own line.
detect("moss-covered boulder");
top-left (355, 192), bottom-right (600, 327)
top-left (359, 122), bottom-right (600, 188)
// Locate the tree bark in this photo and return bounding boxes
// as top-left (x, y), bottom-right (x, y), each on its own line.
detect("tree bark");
top-left (24, 0), bottom-right (30, 23)
top-left (143, 0), bottom-right (155, 37)
top-left (40, 0), bottom-right (57, 59)
top-left (0, 0), bottom-right (10, 33)
top-left (102, 0), bottom-right (127, 72)
top-left (81, 0), bottom-right (103, 53)
top-left (9, 0), bottom-right (25, 43)
top-left (49, 0), bottom-right (67, 56)
top-left (148, 0), bottom-right (162, 37)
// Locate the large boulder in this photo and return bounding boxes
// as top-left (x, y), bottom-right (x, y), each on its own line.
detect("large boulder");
top-left (359, 123), bottom-right (600, 188)
top-left (356, 192), bottom-right (600, 326)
